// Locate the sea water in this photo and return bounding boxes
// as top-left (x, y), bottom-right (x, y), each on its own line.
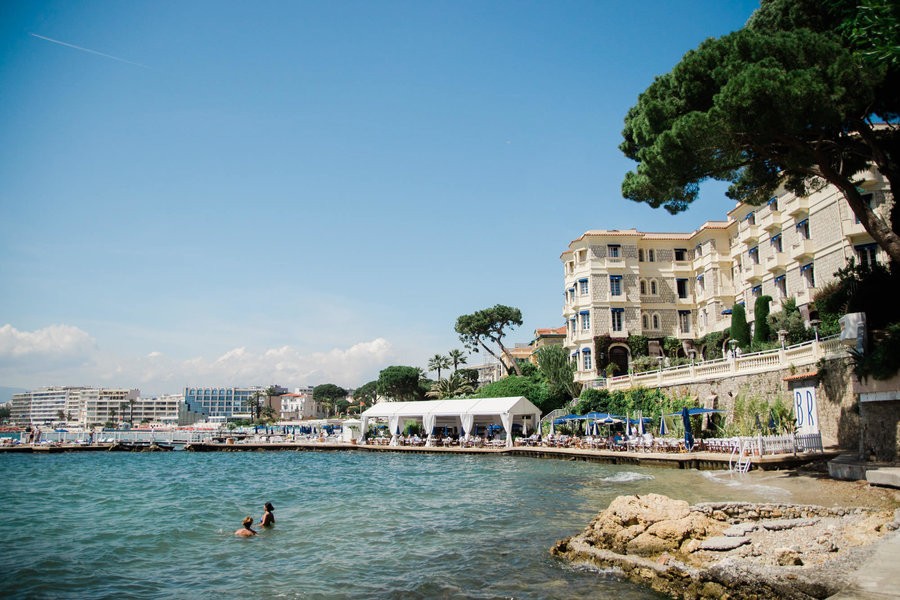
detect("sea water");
top-left (0, 451), bottom-right (801, 599)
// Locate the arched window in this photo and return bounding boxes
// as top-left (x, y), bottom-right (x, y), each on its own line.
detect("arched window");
top-left (642, 313), bottom-right (649, 329)
top-left (640, 279), bottom-right (647, 295)
top-left (650, 280), bottom-right (658, 295)
top-left (652, 313), bottom-right (660, 329)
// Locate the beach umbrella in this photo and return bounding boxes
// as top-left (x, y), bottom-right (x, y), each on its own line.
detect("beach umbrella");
top-left (768, 411), bottom-right (777, 433)
top-left (755, 414), bottom-right (763, 432)
top-left (637, 410), bottom-right (644, 436)
top-left (681, 407), bottom-right (694, 451)
top-left (659, 415), bottom-right (668, 436)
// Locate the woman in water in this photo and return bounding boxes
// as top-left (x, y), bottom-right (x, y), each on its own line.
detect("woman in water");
top-left (259, 502), bottom-right (275, 527)
top-left (235, 516), bottom-right (257, 537)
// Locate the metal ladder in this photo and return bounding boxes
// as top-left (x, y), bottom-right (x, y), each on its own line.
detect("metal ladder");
top-left (729, 440), bottom-right (752, 473)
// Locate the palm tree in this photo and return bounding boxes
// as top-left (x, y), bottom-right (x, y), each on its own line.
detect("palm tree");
top-left (426, 372), bottom-right (475, 399)
top-left (448, 349), bottom-right (467, 372)
top-left (246, 391), bottom-right (264, 421)
top-left (128, 398), bottom-right (137, 426)
top-left (427, 354), bottom-right (452, 380)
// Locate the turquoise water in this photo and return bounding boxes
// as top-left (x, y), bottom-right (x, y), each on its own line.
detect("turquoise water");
top-left (0, 451), bottom-right (801, 599)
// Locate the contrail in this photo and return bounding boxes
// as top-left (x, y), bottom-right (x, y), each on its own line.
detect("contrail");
top-left (30, 33), bottom-right (152, 69)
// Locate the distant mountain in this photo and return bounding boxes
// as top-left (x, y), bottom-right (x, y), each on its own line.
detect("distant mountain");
top-left (0, 387), bottom-right (27, 404)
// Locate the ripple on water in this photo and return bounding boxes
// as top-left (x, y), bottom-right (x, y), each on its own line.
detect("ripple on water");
top-left (1, 450), bottom-right (821, 599)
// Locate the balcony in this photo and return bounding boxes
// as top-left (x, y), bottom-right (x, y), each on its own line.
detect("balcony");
top-left (607, 292), bottom-right (635, 304)
top-left (672, 260), bottom-right (693, 275)
top-left (843, 217), bottom-right (870, 242)
top-left (738, 220), bottom-right (760, 242)
top-left (786, 196), bottom-right (809, 218)
top-left (790, 239), bottom-right (814, 260)
top-left (795, 286), bottom-right (818, 306)
top-left (765, 252), bottom-right (789, 272)
top-left (759, 207), bottom-right (783, 232)
top-left (743, 263), bottom-right (764, 281)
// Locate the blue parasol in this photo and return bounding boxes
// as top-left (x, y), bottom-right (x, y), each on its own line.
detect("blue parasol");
top-left (681, 406), bottom-right (694, 451)
top-left (659, 415), bottom-right (668, 436)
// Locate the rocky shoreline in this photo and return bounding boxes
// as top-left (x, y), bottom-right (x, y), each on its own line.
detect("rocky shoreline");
top-left (551, 493), bottom-right (899, 599)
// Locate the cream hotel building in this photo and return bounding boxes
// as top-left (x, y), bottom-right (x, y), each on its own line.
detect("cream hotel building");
top-left (562, 169), bottom-right (892, 385)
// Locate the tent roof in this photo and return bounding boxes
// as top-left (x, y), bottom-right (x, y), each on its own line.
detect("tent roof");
top-left (360, 397), bottom-right (541, 419)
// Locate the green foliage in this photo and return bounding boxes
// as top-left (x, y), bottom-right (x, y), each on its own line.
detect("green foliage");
top-left (850, 322), bottom-right (900, 381)
top-left (474, 375), bottom-right (541, 404)
top-left (455, 305), bottom-right (524, 376)
top-left (427, 354), bottom-right (452, 379)
top-left (575, 387), bottom-right (692, 420)
top-left (447, 349), bottom-right (468, 371)
top-left (815, 260), bottom-right (900, 330)
top-left (731, 304), bottom-right (751, 348)
top-left (627, 335), bottom-right (650, 358)
top-left (354, 381), bottom-right (378, 406)
top-left (768, 297), bottom-right (813, 345)
top-left (313, 383), bottom-right (348, 417)
top-left (535, 344), bottom-right (581, 400)
top-left (376, 366), bottom-right (425, 402)
top-left (620, 0), bottom-right (900, 262)
top-left (753, 296), bottom-right (773, 344)
top-left (426, 372), bottom-right (476, 399)
top-left (699, 330), bottom-right (726, 360)
top-left (594, 335), bottom-right (612, 372)
top-left (456, 368), bottom-right (480, 388)
top-left (662, 336), bottom-right (682, 357)
top-left (720, 390), bottom-right (794, 437)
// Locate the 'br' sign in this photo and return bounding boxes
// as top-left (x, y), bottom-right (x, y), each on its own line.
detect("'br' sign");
top-left (793, 386), bottom-right (819, 435)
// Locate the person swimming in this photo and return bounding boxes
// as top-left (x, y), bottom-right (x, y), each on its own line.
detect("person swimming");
top-left (259, 502), bottom-right (275, 527)
top-left (235, 516), bottom-right (257, 537)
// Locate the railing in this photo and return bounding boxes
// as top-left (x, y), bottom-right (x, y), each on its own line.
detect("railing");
top-left (606, 335), bottom-right (842, 391)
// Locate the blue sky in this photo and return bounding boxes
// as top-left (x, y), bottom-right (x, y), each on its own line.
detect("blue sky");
top-left (0, 0), bottom-right (760, 395)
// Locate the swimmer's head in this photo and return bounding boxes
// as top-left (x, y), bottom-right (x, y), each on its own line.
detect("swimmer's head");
top-left (264, 502), bottom-right (274, 511)
top-left (242, 516), bottom-right (253, 528)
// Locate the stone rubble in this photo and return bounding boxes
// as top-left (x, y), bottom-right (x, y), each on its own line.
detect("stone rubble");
top-left (550, 493), bottom-right (898, 599)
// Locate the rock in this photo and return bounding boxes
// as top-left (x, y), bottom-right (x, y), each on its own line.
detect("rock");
top-left (606, 493), bottom-right (691, 527)
top-left (647, 513), bottom-right (711, 544)
top-left (700, 536), bottom-right (751, 551)
top-left (775, 548), bottom-right (804, 566)
top-left (626, 532), bottom-right (677, 556)
top-left (723, 522), bottom-right (758, 537)
top-left (681, 538), bottom-right (702, 554)
top-left (761, 518), bottom-right (819, 531)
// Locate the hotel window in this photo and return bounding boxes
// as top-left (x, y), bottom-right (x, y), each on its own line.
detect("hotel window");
top-left (696, 274), bottom-right (705, 294)
top-left (650, 279), bottom-right (658, 295)
top-left (611, 308), bottom-right (624, 332)
top-left (674, 248), bottom-right (688, 261)
top-left (801, 263), bottom-right (815, 287)
top-left (748, 246), bottom-right (759, 264)
top-left (775, 275), bottom-right (787, 298)
top-left (579, 278), bottom-right (589, 296)
top-left (569, 318), bottom-right (576, 335)
top-left (856, 243), bottom-right (878, 269)
top-left (678, 310), bottom-right (691, 333)
top-left (768, 197), bottom-right (779, 212)
top-left (582, 348), bottom-right (592, 371)
top-left (796, 219), bottom-right (810, 240)
top-left (608, 244), bottom-right (621, 258)
top-left (610, 275), bottom-right (623, 297)
top-left (854, 193), bottom-right (875, 224)
top-left (676, 278), bottom-right (688, 299)
top-left (695, 243), bottom-right (703, 257)
top-left (648, 249), bottom-right (655, 262)
top-left (771, 233), bottom-right (783, 253)
top-left (580, 310), bottom-right (591, 331)
top-left (745, 212), bottom-right (756, 225)
top-left (568, 287), bottom-right (576, 302)
top-left (752, 285), bottom-right (762, 298)
top-left (652, 313), bottom-right (660, 329)
top-left (642, 313), bottom-right (649, 329)
top-left (640, 279), bottom-right (647, 295)
top-left (638, 248), bottom-right (644, 262)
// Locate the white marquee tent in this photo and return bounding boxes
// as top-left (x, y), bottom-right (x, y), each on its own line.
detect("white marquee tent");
top-left (358, 396), bottom-right (542, 448)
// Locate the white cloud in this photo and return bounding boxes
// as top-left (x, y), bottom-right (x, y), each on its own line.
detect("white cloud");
top-left (0, 322), bottom-right (402, 394)
top-left (0, 323), bottom-right (97, 361)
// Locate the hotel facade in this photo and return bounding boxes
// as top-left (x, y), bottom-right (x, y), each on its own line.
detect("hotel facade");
top-left (562, 169), bottom-right (893, 385)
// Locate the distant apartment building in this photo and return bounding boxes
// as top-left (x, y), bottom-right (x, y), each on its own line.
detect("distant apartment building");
top-left (278, 387), bottom-right (318, 420)
top-left (183, 385), bottom-right (288, 422)
top-left (562, 168), bottom-right (892, 384)
top-left (10, 387), bottom-right (140, 426)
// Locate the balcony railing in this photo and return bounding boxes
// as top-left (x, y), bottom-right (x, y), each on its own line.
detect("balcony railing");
top-left (603, 335), bottom-right (842, 391)
top-left (790, 239), bottom-right (814, 260)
